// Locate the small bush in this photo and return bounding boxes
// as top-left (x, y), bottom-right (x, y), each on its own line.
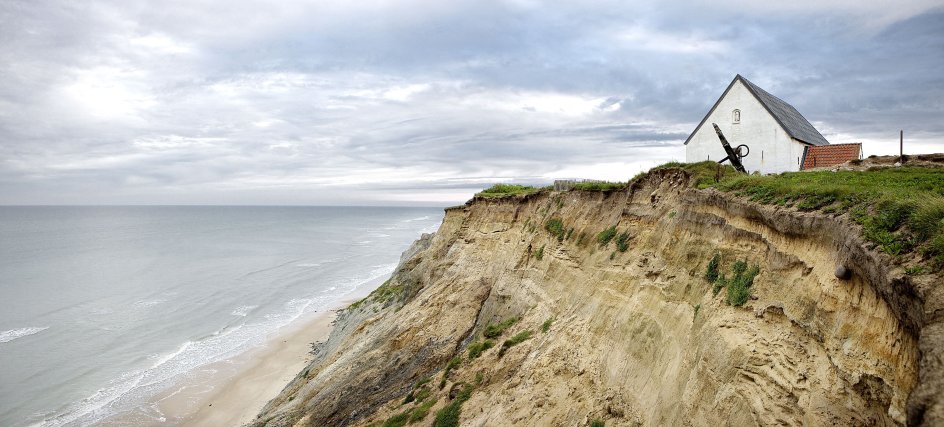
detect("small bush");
top-left (590, 419), bottom-right (605, 427)
top-left (467, 340), bottom-right (494, 360)
top-left (434, 384), bottom-right (472, 427)
top-left (498, 330), bottom-right (533, 357)
top-left (545, 218), bottom-right (565, 241)
top-left (725, 262), bottom-right (760, 307)
top-left (483, 317), bottom-right (520, 338)
top-left (535, 245), bottom-right (545, 260)
top-left (541, 317), bottom-right (554, 333)
top-left (705, 254), bottom-right (721, 283)
top-left (598, 226), bottom-right (617, 246)
top-left (474, 372), bottom-right (484, 385)
top-left (615, 232), bottom-right (631, 252)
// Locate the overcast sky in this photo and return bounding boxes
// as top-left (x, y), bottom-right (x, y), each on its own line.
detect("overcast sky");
top-left (1, 1), bottom-right (942, 205)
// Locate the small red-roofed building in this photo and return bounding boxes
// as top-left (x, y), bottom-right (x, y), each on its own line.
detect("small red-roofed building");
top-left (800, 143), bottom-right (863, 170)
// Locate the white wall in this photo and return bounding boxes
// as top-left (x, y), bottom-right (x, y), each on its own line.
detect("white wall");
top-left (685, 80), bottom-right (808, 174)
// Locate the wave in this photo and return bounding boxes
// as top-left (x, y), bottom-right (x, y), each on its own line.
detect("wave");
top-left (38, 264), bottom-right (400, 425)
top-left (0, 326), bottom-right (49, 344)
top-left (231, 305), bottom-right (258, 317)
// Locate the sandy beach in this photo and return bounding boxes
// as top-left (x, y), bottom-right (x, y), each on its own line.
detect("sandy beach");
top-left (140, 296), bottom-right (360, 426)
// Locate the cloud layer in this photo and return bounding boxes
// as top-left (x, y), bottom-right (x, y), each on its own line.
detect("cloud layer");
top-left (1, 0), bottom-right (942, 205)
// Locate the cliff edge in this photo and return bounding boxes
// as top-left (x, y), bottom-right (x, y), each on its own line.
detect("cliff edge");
top-left (252, 165), bottom-right (943, 426)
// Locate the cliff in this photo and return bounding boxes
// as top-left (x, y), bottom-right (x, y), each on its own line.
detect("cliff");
top-left (252, 166), bottom-right (943, 426)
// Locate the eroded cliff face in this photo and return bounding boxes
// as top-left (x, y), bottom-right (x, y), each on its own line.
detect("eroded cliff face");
top-left (252, 169), bottom-right (942, 427)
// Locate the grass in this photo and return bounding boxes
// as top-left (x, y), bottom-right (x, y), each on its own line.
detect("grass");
top-left (498, 330), bottom-right (533, 357)
top-left (467, 340), bottom-right (494, 360)
top-left (385, 397), bottom-right (437, 426)
top-left (704, 254), bottom-right (721, 283)
top-left (535, 245), bottom-right (545, 260)
top-left (541, 317), bottom-right (554, 333)
top-left (483, 317), bottom-right (520, 338)
top-left (590, 420), bottom-right (605, 427)
top-left (615, 231), bottom-right (631, 252)
top-left (598, 226), bottom-right (617, 246)
top-left (571, 181), bottom-right (629, 191)
top-left (349, 279), bottom-right (406, 310)
top-left (712, 167), bottom-right (944, 268)
top-left (706, 257), bottom-right (760, 307)
top-left (434, 384), bottom-right (473, 427)
top-left (546, 218), bottom-right (565, 241)
top-left (653, 161), bottom-right (740, 189)
top-left (476, 184), bottom-right (541, 199)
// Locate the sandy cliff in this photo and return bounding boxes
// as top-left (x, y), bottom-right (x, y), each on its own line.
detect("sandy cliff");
top-left (252, 168), bottom-right (942, 426)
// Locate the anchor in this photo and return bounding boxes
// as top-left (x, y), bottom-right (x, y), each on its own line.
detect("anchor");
top-left (712, 123), bottom-right (750, 173)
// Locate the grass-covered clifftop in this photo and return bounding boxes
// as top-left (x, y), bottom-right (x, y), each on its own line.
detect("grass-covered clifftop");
top-left (484, 161), bottom-right (944, 270)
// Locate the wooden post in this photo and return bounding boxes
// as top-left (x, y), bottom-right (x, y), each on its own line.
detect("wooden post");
top-left (900, 130), bottom-right (904, 163)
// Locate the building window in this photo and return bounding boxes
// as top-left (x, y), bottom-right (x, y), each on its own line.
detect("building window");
top-left (732, 109), bottom-right (741, 123)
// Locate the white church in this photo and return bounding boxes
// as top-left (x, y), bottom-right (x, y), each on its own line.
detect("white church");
top-left (685, 74), bottom-right (859, 174)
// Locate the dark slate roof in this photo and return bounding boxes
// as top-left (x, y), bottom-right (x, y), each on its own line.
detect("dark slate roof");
top-left (684, 74), bottom-right (830, 146)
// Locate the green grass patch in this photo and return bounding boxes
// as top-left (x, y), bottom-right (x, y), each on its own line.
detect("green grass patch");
top-left (704, 254), bottom-right (721, 283)
top-left (349, 279), bottom-right (406, 310)
top-left (498, 330), bottom-right (533, 357)
top-left (434, 384), bottom-right (472, 427)
top-left (590, 419), bottom-right (605, 427)
top-left (541, 317), bottom-right (554, 333)
top-left (483, 317), bottom-right (520, 338)
top-left (615, 231), bottom-right (631, 252)
top-left (476, 184), bottom-right (540, 199)
top-left (545, 218), bottom-right (565, 241)
top-left (534, 245), bottom-right (545, 260)
top-left (598, 226), bottom-right (617, 246)
top-left (408, 399), bottom-right (436, 423)
top-left (571, 181), bottom-right (629, 191)
top-left (705, 256), bottom-right (760, 306)
top-left (712, 167), bottom-right (944, 268)
top-left (467, 340), bottom-right (494, 360)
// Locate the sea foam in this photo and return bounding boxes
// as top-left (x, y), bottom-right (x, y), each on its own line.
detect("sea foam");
top-left (0, 326), bottom-right (49, 344)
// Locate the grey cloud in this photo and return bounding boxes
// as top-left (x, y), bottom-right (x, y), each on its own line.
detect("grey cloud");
top-left (0, 0), bottom-right (942, 205)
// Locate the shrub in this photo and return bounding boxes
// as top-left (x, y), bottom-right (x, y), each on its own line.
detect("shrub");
top-left (598, 226), bottom-right (617, 246)
top-left (541, 317), bottom-right (554, 333)
top-left (467, 340), bottom-right (494, 360)
top-left (498, 330), bottom-right (533, 357)
top-left (705, 254), bottom-right (721, 283)
top-left (615, 232), bottom-right (631, 252)
top-left (434, 384), bottom-right (472, 427)
top-left (725, 262), bottom-right (760, 307)
top-left (534, 245), bottom-right (545, 260)
top-left (546, 218), bottom-right (565, 241)
top-left (591, 419), bottom-right (605, 427)
top-left (483, 317), bottom-right (519, 338)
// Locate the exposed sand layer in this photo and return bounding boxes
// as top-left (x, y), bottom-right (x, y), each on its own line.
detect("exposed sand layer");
top-left (255, 167), bottom-right (942, 426)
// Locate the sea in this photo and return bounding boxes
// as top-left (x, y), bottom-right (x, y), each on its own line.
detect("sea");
top-left (0, 206), bottom-right (443, 426)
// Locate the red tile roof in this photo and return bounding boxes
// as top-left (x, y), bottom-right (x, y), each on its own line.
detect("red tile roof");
top-left (801, 143), bottom-right (862, 170)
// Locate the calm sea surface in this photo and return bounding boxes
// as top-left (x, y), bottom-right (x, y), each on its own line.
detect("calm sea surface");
top-left (0, 206), bottom-right (443, 426)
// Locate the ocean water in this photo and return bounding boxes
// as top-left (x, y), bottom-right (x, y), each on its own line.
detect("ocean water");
top-left (0, 206), bottom-right (443, 426)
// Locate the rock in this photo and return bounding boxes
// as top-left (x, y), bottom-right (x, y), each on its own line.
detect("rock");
top-left (835, 265), bottom-right (852, 280)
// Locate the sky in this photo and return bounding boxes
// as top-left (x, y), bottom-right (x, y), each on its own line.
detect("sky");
top-left (1, 0), bottom-right (942, 206)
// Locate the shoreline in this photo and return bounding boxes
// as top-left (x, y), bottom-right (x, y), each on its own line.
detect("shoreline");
top-left (99, 277), bottom-right (382, 427)
top-left (169, 281), bottom-right (380, 427)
